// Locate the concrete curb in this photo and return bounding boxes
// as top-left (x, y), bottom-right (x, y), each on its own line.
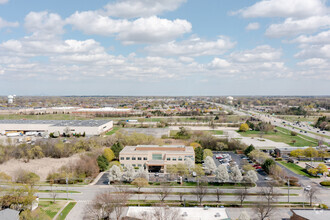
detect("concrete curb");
top-left (89, 171), bottom-right (105, 186)
top-left (53, 201), bottom-right (70, 220)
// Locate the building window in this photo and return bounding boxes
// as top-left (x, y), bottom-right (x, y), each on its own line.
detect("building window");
top-left (152, 154), bottom-right (162, 160)
top-left (133, 164), bottom-right (136, 167)
top-left (167, 158), bottom-right (171, 161)
top-left (138, 164), bottom-right (142, 167)
top-left (120, 157), bottom-right (124, 160)
top-left (132, 157), bottom-right (136, 160)
top-left (178, 157), bottom-right (182, 161)
top-left (143, 157), bottom-right (147, 160)
top-left (126, 157), bottom-right (130, 160)
top-left (172, 158), bottom-right (176, 161)
top-left (121, 164), bottom-right (124, 167)
top-left (138, 157), bottom-right (142, 160)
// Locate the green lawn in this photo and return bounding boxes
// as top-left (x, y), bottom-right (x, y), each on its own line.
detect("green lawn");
top-left (239, 127), bottom-right (318, 147)
top-left (57, 202), bottom-right (77, 220)
top-left (208, 130), bottom-right (224, 135)
top-left (278, 161), bottom-right (315, 178)
top-left (106, 126), bottom-right (121, 135)
top-left (38, 200), bottom-right (67, 219)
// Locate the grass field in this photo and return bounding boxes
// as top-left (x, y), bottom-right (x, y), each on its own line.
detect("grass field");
top-left (57, 202), bottom-right (77, 220)
top-left (278, 161), bottom-right (315, 178)
top-left (38, 200), bottom-right (67, 219)
top-left (106, 126), bottom-right (121, 135)
top-left (277, 115), bottom-right (319, 124)
top-left (239, 127), bottom-right (318, 147)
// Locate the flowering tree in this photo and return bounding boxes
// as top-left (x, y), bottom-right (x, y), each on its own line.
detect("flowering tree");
top-left (244, 170), bottom-right (258, 184)
top-left (108, 165), bottom-right (122, 182)
top-left (184, 158), bottom-right (195, 172)
top-left (214, 165), bottom-right (229, 182)
top-left (135, 167), bottom-right (149, 181)
top-left (204, 156), bottom-right (216, 174)
top-left (123, 164), bottom-right (135, 182)
top-left (230, 165), bottom-right (243, 183)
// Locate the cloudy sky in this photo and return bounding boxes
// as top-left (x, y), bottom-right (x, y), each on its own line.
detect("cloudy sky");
top-left (0, 0), bottom-right (329, 96)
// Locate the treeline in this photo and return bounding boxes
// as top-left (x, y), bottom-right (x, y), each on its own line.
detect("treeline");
top-left (315, 116), bottom-right (330, 131)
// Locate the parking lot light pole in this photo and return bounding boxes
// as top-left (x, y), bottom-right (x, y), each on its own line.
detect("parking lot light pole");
top-left (287, 178), bottom-right (290, 203)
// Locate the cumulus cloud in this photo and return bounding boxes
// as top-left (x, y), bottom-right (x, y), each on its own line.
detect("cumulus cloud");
top-left (266, 15), bottom-right (330, 37)
top-left (234, 0), bottom-right (327, 18)
top-left (230, 45), bottom-right (282, 63)
top-left (0, 0), bottom-right (8, 4)
top-left (245, 22), bottom-right (260, 30)
top-left (24, 11), bottom-right (65, 39)
top-left (145, 36), bottom-right (235, 56)
top-left (295, 44), bottom-right (330, 59)
top-left (291, 30), bottom-right (330, 44)
top-left (102, 0), bottom-right (187, 18)
top-left (67, 12), bottom-right (191, 44)
top-left (0, 17), bottom-right (19, 29)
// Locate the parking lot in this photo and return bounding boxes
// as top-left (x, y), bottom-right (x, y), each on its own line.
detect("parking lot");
top-left (212, 151), bottom-right (269, 186)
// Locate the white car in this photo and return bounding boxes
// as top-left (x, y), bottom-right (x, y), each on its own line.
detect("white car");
top-left (304, 186), bottom-right (311, 191)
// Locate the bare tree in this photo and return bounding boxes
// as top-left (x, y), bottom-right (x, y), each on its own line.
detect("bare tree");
top-left (50, 186), bottom-right (57, 204)
top-left (254, 184), bottom-right (277, 220)
top-left (235, 187), bottom-right (248, 207)
top-left (254, 202), bottom-right (275, 220)
top-left (84, 190), bottom-right (128, 220)
top-left (305, 187), bottom-right (318, 207)
top-left (155, 184), bottom-right (172, 203)
top-left (193, 181), bottom-right (208, 206)
top-left (215, 188), bottom-right (223, 207)
top-left (152, 206), bottom-right (182, 220)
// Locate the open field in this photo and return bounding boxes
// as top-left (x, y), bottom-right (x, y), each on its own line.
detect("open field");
top-left (38, 200), bottom-right (67, 219)
top-left (278, 161), bottom-right (315, 178)
top-left (0, 154), bottom-right (81, 181)
top-left (239, 127), bottom-right (318, 147)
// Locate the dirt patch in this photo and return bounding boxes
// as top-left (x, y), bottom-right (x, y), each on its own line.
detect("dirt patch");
top-left (0, 155), bottom-right (81, 181)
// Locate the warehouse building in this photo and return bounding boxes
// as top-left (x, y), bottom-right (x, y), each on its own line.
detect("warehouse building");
top-left (119, 145), bottom-right (195, 173)
top-left (0, 119), bottom-right (113, 136)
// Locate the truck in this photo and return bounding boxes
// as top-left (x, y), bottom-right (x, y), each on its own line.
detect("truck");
top-left (6, 132), bottom-right (23, 137)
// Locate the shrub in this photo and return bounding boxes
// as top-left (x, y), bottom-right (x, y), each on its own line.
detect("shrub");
top-left (109, 161), bottom-right (121, 169)
top-left (0, 172), bottom-right (11, 182)
top-left (262, 159), bottom-right (276, 174)
top-left (290, 131), bottom-right (297, 136)
top-left (275, 158), bottom-right (283, 161)
top-left (244, 145), bottom-right (255, 156)
top-left (239, 123), bottom-right (249, 132)
top-left (320, 181), bottom-right (330, 186)
top-left (15, 170), bottom-right (40, 185)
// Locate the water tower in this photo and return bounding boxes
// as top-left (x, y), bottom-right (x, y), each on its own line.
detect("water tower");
top-left (8, 95), bottom-right (15, 104)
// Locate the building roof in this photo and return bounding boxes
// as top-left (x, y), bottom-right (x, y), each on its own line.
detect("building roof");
top-left (291, 209), bottom-right (330, 220)
top-left (0, 119), bottom-right (112, 127)
top-left (0, 208), bottom-right (20, 220)
top-left (120, 145), bottom-right (194, 154)
top-left (126, 207), bottom-right (229, 220)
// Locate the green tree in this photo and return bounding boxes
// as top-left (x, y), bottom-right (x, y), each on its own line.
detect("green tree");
top-left (195, 147), bottom-right (204, 164)
top-left (103, 148), bottom-right (115, 162)
top-left (262, 159), bottom-right (276, 174)
top-left (239, 123), bottom-right (249, 132)
top-left (111, 142), bottom-right (123, 159)
top-left (317, 163), bottom-right (328, 174)
top-left (203, 149), bottom-right (213, 160)
top-left (304, 147), bottom-right (318, 160)
top-left (97, 155), bottom-right (109, 172)
top-left (290, 149), bottom-right (304, 157)
top-left (244, 145), bottom-right (255, 156)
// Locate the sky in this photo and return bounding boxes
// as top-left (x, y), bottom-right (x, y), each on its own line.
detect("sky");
top-left (0, 0), bottom-right (329, 96)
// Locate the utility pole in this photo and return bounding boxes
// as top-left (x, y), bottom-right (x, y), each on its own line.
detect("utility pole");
top-left (66, 177), bottom-right (68, 200)
top-left (287, 178), bottom-right (290, 203)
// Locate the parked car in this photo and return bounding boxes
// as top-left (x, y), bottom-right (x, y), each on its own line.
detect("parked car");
top-left (192, 172), bottom-right (197, 177)
top-left (304, 185), bottom-right (311, 191)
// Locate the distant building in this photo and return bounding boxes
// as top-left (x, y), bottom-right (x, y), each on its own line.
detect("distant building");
top-left (7, 95), bottom-right (15, 104)
top-left (290, 209), bottom-right (330, 220)
top-left (0, 208), bottom-right (19, 220)
top-left (119, 145), bottom-right (195, 173)
top-left (0, 119), bottom-right (113, 136)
